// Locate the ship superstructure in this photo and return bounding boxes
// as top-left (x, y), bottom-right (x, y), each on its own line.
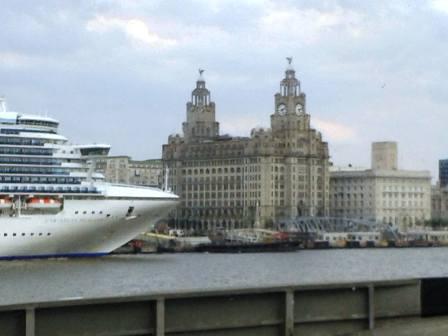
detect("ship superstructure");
top-left (0, 98), bottom-right (178, 258)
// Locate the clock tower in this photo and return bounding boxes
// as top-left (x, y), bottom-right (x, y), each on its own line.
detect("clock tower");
top-left (271, 57), bottom-right (310, 137)
top-left (183, 69), bottom-right (220, 142)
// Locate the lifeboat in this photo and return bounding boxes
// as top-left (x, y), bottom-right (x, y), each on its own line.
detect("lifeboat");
top-left (26, 197), bottom-right (62, 209)
top-left (0, 197), bottom-right (13, 209)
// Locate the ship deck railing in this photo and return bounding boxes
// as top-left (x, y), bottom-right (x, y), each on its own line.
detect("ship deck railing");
top-left (0, 186), bottom-right (99, 194)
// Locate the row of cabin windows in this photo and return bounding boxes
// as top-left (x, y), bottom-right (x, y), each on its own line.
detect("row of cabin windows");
top-left (0, 176), bottom-right (81, 184)
top-left (0, 137), bottom-right (45, 146)
top-left (1, 129), bottom-right (57, 135)
top-left (0, 147), bottom-right (53, 156)
top-left (17, 119), bottom-right (58, 128)
top-left (74, 211), bottom-right (111, 217)
top-left (3, 232), bottom-right (51, 237)
top-left (0, 167), bottom-right (70, 175)
top-left (0, 186), bottom-right (97, 194)
top-left (0, 157), bottom-right (62, 165)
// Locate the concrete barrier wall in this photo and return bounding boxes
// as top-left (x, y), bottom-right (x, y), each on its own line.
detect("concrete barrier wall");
top-left (0, 279), bottom-right (422, 336)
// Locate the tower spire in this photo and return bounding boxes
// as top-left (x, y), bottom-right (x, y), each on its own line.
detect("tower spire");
top-left (198, 68), bottom-right (205, 82)
top-left (273, 57), bottom-right (307, 119)
top-left (286, 57), bottom-right (294, 72)
top-left (183, 69), bottom-right (219, 141)
top-left (280, 57), bottom-right (300, 97)
top-left (192, 68), bottom-right (209, 104)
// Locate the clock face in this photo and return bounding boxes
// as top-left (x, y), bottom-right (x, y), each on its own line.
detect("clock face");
top-left (295, 103), bottom-right (304, 114)
top-left (277, 104), bottom-right (286, 115)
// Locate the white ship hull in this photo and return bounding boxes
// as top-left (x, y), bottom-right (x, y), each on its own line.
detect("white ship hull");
top-left (0, 196), bottom-right (177, 259)
top-left (0, 100), bottom-right (179, 259)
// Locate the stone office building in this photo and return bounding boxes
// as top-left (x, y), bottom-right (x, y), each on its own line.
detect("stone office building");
top-left (96, 156), bottom-right (162, 187)
top-left (162, 61), bottom-right (330, 232)
top-left (330, 142), bottom-right (431, 231)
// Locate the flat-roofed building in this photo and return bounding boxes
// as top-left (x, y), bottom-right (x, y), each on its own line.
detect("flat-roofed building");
top-left (330, 144), bottom-right (431, 231)
top-left (96, 156), bottom-right (162, 187)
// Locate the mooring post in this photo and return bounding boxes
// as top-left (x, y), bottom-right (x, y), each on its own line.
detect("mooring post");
top-left (156, 298), bottom-right (165, 336)
top-left (368, 284), bottom-right (375, 330)
top-left (26, 308), bottom-right (35, 336)
top-left (285, 290), bottom-right (295, 336)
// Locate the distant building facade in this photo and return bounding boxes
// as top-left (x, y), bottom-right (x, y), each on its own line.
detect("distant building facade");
top-left (330, 142), bottom-right (431, 230)
top-left (97, 156), bottom-right (162, 187)
top-left (439, 159), bottom-right (448, 188)
top-left (162, 61), bottom-right (330, 231)
top-left (431, 160), bottom-right (448, 221)
top-left (431, 185), bottom-right (445, 221)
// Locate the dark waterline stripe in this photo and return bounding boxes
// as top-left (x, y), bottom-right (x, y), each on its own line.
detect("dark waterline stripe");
top-left (0, 252), bottom-right (108, 260)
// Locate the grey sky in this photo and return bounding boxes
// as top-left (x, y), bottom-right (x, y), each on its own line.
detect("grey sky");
top-left (0, 0), bottom-right (447, 180)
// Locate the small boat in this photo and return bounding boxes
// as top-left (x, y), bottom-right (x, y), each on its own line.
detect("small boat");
top-left (346, 232), bottom-right (383, 248)
top-left (0, 197), bottom-right (13, 209)
top-left (26, 197), bottom-right (62, 209)
top-left (313, 232), bottom-right (347, 248)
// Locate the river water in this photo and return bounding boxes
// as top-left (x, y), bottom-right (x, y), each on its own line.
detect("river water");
top-left (1, 248), bottom-right (448, 306)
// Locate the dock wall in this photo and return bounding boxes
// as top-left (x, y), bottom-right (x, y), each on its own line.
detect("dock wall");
top-left (1, 278), bottom-right (447, 336)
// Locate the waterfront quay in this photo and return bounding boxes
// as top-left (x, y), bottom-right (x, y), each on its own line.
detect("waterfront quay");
top-left (3, 249), bottom-right (448, 335)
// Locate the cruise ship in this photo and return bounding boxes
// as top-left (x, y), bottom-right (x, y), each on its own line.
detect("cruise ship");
top-left (0, 98), bottom-right (178, 259)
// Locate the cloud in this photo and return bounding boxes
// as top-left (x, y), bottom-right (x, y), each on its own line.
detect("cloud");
top-left (257, 5), bottom-right (364, 44)
top-left (312, 118), bottom-right (357, 143)
top-left (220, 115), bottom-right (261, 136)
top-left (220, 114), bottom-right (357, 145)
top-left (0, 0), bottom-right (446, 179)
top-left (0, 52), bottom-right (33, 68)
top-left (86, 15), bottom-right (177, 48)
top-left (430, 0), bottom-right (448, 14)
